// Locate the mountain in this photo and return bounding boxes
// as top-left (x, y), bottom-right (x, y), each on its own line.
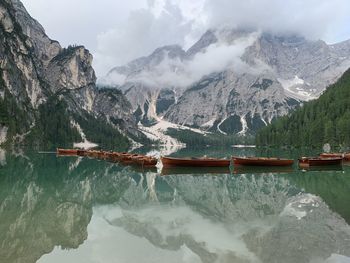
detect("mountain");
top-left (256, 68), bottom-right (350, 148)
top-left (0, 0), bottom-right (144, 148)
top-left (103, 28), bottom-right (350, 136)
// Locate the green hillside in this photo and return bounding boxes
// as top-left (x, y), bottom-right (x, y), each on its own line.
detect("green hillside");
top-left (256, 69), bottom-right (350, 148)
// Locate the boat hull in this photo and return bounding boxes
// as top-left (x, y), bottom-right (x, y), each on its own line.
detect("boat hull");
top-left (233, 157), bottom-right (294, 166)
top-left (320, 153), bottom-right (350, 161)
top-left (57, 149), bottom-right (78, 156)
top-left (77, 150), bottom-right (87, 156)
top-left (132, 157), bottom-right (158, 167)
top-left (161, 157), bottom-right (230, 167)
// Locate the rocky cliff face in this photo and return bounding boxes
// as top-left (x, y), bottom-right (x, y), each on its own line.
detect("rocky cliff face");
top-left (0, 0), bottom-right (141, 147)
top-left (104, 28), bottom-right (350, 135)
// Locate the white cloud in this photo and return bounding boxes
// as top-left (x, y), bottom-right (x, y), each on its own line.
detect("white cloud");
top-left (93, 0), bottom-right (195, 76)
top-left (21, 0), bottom-right (147, 48)
top-left (103, 32), bottom-right (261, 88)
top-left (204, 0), bottom-right (350, 41)
top-left (21, 0), bottom-right (350, 78)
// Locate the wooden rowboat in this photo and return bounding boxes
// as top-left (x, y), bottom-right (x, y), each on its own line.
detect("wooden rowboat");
top-left (86, 150), bottom-right (99, 158)
top-left (161, 156), bottom-right (231, 167)
top-left (97, 151), bottom-right (107, 159)
top-left (132, 156), bottom-right (158, 167)
top-left (77, 150), bottom-right (87, 156)
top-left (298, 157), bottom-right (343, 168)
top-left (57, 148), bottom-right (78, 156)
top-left (320, 153), bottom-right (350, 161)
top-left (233, 157), bottom-right (294, 166)
top-left (120, 154), bottom-right (141, 164)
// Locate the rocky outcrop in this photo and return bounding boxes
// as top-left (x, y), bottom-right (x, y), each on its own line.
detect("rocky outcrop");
top-left (104, 28), bottom-right (350, 135)
top-left (0, 0), bottom-right (141, 147)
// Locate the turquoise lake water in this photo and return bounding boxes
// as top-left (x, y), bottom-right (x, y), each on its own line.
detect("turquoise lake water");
top-left (0, 148), bottom-right (350, 263)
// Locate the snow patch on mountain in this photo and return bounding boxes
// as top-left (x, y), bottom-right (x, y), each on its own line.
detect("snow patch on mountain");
top-left (238, 115), bottom-right (248, 136)
top-left (139, 116), bottom-right (209, 155)
top-left (278, 76), bottom-right (316, 101)
top-left (200, 118), bottom-right (216, 128)
top-left (217, 119), bottom-right (227, 135)
top-left (138, 120), bottom-right (185, 156)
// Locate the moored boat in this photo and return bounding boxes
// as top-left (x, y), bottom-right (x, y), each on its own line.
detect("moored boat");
top-left (320, 152), bottom-right (350, 161)
top-left (97, 151), bottom-right (107, 159)
top-left (161, 156), bottom-right (231, 167)
top-left (120, 153), bottom-right (139, 164)
top-left (77, 149), bottom-right (87, 156)
top-left (132, 156), bottom-right (158, 167)
top-left (232, 157), bottom-right (294, 166)
top-left (57, 148), bottom-right (78, 156)
top-left (86, 150), bottom-right (99, 158)
top-left (298, 157), bottom-right (343, 167)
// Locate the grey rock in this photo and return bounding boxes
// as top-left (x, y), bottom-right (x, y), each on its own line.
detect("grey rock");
top-left (105, 28), bottom-right (350, 134)
top-left (0, 0), bottom-right (140, 145)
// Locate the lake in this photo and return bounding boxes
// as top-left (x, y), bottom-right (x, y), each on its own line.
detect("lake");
top-left (1, 147), bottom-right (350, 263)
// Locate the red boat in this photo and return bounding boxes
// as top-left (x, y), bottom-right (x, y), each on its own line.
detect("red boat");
top-left (299, 157), bottom-right (343, 167)
top-left (132, 156), bottom-right (158, 167)
top-left (161, 156), bottom-right (231, 167)
top-left (320, 153), bottom-right (350, 161)
top-left (120, 153), bottom-right (140, 164)
top-left (57, 148), bottom-right (78, 156)
top-left (86, 150), bottom-right (99, 158)
top-left (97, 151), bottom-right (107, 159)
top-left (77, 150), bottom-right (87, 156)
top-left (233, 157), bottom-right (294, 166)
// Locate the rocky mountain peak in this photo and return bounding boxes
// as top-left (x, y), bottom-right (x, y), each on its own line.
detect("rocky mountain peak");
top-left (151, 44), bottom-right (186, 59)
top-left (47, 45), bottom-right (96, 93)
top-left (0, 0), bottom-right (144, 146)
top-left (260, 32), bottom-right (307, 46)
top-left (108, 44), bottom-right (186, 78)
top-left (186, 30), bottom-right (218, 57)
top-left (4, 0), bottom-right (61, 65)
top-left (104, 27), bottom-right (350, 136)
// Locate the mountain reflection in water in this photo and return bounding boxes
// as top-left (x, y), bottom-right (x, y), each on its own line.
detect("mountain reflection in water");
top-left (0, 150), bottom-right (349, 263)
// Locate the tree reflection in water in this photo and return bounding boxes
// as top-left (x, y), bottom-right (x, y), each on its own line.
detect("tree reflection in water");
top-left (0, 150), bottom-right (349, 263)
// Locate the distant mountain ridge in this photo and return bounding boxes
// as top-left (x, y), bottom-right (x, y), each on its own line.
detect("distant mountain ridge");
top-left (103, 28), bottom-right (350, 135)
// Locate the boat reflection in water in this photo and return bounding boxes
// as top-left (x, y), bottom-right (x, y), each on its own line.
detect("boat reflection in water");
top-left (130, 165), bottom-right (158, 173)
top-left (233, 165), bottom-right (294, 175)
top-left (161, 166), bottom-right (231, 176)
top-left (2, 150), bottom-right (350, 263)
top-left (299, 165), bottom-right (344, 172)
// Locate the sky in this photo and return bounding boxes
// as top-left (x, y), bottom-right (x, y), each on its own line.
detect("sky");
top-left (21, 0), bottom-right (350, 77)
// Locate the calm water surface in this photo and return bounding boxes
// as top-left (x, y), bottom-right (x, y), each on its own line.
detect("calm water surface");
top-left (1, 148), bottom-right (350, 263)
